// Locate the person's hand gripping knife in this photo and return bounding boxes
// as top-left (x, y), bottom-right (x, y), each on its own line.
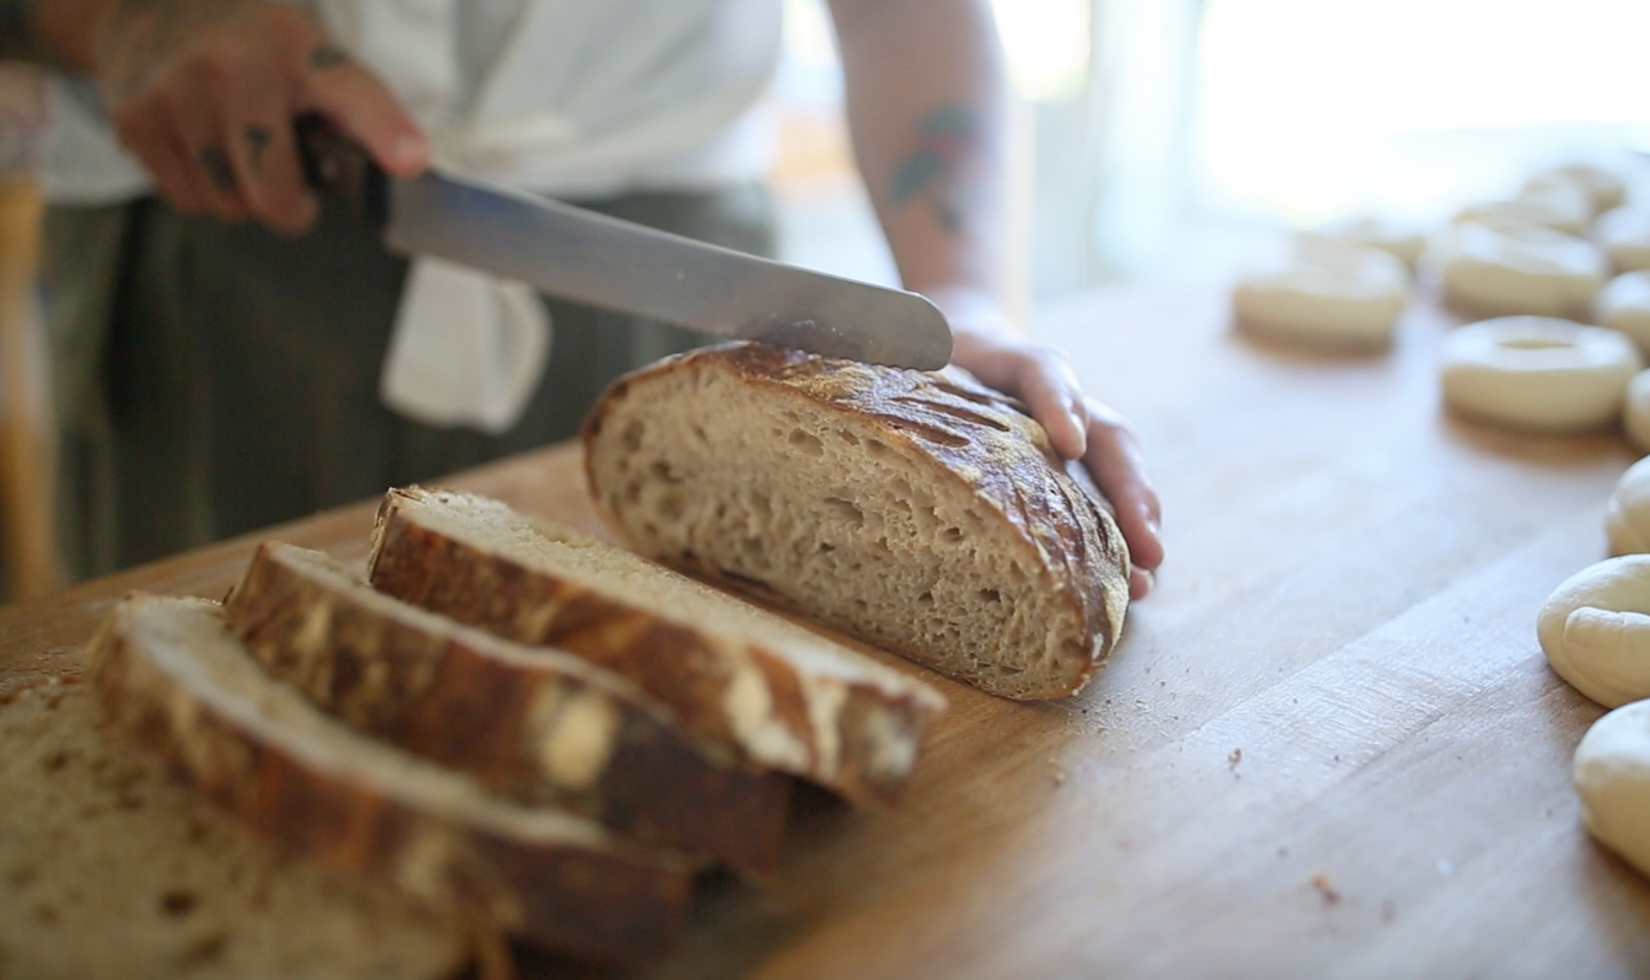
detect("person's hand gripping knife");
top-left (19, 0), bottom-right (428, 234)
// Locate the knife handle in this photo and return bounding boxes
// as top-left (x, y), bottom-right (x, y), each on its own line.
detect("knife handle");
top-left (295, 113), bottom-right (389, 232)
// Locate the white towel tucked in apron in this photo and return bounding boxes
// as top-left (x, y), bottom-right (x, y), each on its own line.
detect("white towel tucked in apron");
top-left (317, 0), bottom-right (781, 432)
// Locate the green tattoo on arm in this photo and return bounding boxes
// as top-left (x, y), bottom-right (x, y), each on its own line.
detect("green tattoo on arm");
top-left (889, 104), bottom-right (978, 233)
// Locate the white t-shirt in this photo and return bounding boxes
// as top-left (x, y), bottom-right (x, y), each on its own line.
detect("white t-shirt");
top-left (40, 0), bottom-right (782, 204)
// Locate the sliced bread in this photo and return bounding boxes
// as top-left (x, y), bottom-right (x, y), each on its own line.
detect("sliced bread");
top-left (223, 541), bottom-right (791, 876)
top-left (366, 487), bottom-right (945, 808)
top-left (0, 679), bottom-right (467, 980)
top-left (87, 594), bottom-right (692, 964)
top-left (581, 342), bottom-right (1132, 700)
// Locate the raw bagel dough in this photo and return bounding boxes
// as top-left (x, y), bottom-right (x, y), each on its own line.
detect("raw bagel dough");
top-left (1232, 244), bottom-right (1409, 350)
top-left (1538, 556), bottom-right (1650, 707)
top-left (1441, 220), bottom-right (1607, 319)
top-left (1534, 164), bottom-right (1628, 214)
top-left (1572, 698), bottom-right (1650, 880)
top-left (1624, 370), bottom-right (1650, 453)
top-left (1438, 316), bottom-right (1641, 431)
top-left (1458, 181), bottom-right (1592, 236)
top-left (1607, 456), bottom-right (1650, 555)
top-left (1594, 271), bottom-right (1650, 354)
top-left (1595, 209), bottom-right (1650, 274)
top-left (1308, 216), bottom-right (1426, 268)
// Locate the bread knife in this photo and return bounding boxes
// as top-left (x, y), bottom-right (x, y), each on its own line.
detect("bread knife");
top-left (296, 116), bottom-right (953, 370)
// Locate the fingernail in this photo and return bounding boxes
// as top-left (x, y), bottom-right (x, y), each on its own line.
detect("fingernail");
top-left (391, 132), bottom-right (428, 169)
top-left (293, 195), bottom-right (319, 229)
top-left (1067, 411), bottom-right (1087, 454)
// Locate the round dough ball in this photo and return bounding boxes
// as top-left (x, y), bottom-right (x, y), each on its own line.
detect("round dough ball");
top-left (1538, 556), bottom-right (1650, 707)
top-left (1594, 271), bottom-right (1650, 354)
top-left (1232, 244), bottom-right (1409, 351)
top-left (1458, 181), bottom-right (1593, 236)
top-left (1607, 456), bottom-right (1650, 555)
top-left (1572, 699), bottom-right (1650, 880)
top-left (1623, 370), bottom-right (1650, 453)
top-left (1595, 208), bottom-right (1650, 274)
top-left (1534, 164), bottom-right (1628, 215)
top-left (1308, 216), bottom-right (1426, 269)
top-left (1441, 220), bottom-right (1607, 319)
top-left (1439, 316), bottom-right (1642, 431)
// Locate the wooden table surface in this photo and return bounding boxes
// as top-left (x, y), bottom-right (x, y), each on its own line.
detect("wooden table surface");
top-left (4, 282), bottom-right (1649, 979)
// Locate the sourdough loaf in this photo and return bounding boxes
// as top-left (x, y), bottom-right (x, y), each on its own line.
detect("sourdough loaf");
top-left (0, 679), bottom-right (467, 980)
top-left (367, 487), bottom-right (945, 807)
top-left (224, 541), bottom-right (790, 876)
top-left (581, 342), bottom-right (1131, 700)
top-left (87, 594), bottom-right (692, 963)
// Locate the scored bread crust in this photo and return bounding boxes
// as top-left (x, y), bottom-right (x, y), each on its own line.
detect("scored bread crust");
top-left (222, 541), bottom-right (791, 877)
top-left (87, 594), bottom-right (693, 963)
top-left (580, 342), bottom-right (1131, 700)
top-left (367, 487), bottom-right (945, 808)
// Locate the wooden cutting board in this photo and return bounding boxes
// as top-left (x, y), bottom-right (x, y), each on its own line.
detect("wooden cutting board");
top-left (3, 283), bottom-right (1647, 978)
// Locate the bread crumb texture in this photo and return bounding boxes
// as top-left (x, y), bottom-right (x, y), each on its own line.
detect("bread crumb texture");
top-left (0, 679), bottom-right (465, 980)
top-left (584, 343), bottom-right (1131, 700)
top-left (371, 488), bottom-right (944, 805)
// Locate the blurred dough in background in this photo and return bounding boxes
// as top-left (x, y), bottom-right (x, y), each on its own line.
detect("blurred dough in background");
top-left (1308, 215), bottom-right (1426, 269)
top-left (1607, 456), bottom-right (1650, 555)
top-left (1531, 163), bottom-right (1628, 215)
top-left (1622, 370), bottom-right (1650, 454)
top-left (1595, 271), bottom-right (1650, 354)
top-left (1595, 208), bottom-right (1650, 274)
top-left (1457, 180), bottom-right (1593, 236)
top-left (1572, 699), bottom-right (1650, 881)
top-left (1538, 556), bottom-right (1650, 707)
top-left (1438, 316), bottom-right (1640, 432)
top-left (1231, 242), bottom-right (1409, 351)
top-left (1439, 219), bottom-right (1606, 319)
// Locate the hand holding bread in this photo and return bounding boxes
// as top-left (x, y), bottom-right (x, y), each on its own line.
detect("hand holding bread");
top-left (934, 288), bottom-right (1164, 599)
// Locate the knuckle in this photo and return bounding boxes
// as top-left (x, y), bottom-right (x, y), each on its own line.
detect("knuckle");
top-left (264, 4), bottom-right (319, 41)
top-left (149, 88), bottom-right (192, 124)
top-left (192, 51), bottom-right (237, 90)
top-left (110, 118), bottom-right (151, 154)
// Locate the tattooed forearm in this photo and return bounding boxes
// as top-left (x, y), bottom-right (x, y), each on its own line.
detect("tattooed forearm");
top-left (889, 104), bottom-right (979, 234)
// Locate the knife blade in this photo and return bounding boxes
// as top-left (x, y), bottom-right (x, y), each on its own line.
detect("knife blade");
top-left (297, 117), bottom-right (953, 370)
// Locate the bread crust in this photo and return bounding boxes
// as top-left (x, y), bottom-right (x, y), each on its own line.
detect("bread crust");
top-left (88, 595), bottom-right (692, 963)
top-left (581, 343), bottom-right (1131, 699)
top-left (367, 488), bottom-right (944, 807)
top-left (223, 541), bottom-right (792, 877)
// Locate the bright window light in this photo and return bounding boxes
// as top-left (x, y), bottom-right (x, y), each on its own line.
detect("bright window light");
top-left (990, 0), bottom-right (1092, 101)
top-left (1196, 0), bottom-right (1650, 223)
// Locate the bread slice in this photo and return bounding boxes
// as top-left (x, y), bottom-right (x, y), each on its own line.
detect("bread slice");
top-left (87, 594), bottom-right (692, 964)
top-left (581, 342), bottom-right (1132, 700)
top-left (0, 679), bottom-right (467, 980)
top-left (223, 541), bottom-right (791, 877)
top-left (366, 487), bottom-right (945, 808)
